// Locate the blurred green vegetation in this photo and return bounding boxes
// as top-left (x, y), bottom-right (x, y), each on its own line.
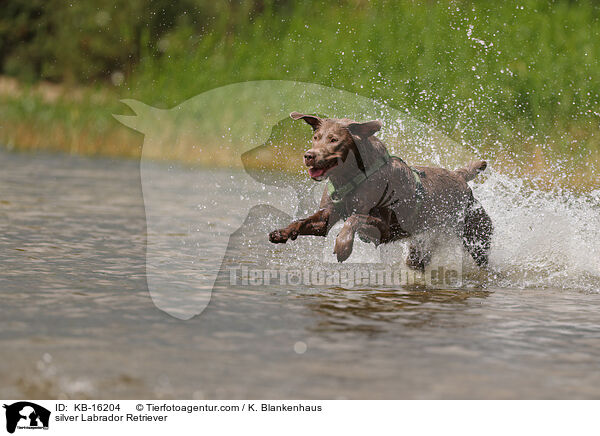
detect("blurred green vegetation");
top-left (0, 0), bottom-right (599, 181)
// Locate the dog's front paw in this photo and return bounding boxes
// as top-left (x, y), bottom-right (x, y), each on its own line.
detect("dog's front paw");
top-left (334, 228), bottom-right (355, 263)
top-left (269, 229), bottom-right (297, 244)
top-left (269, 229), bottom-right (288, 243)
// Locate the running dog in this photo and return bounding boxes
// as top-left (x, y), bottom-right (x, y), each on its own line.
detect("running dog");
top-left (269, 112), bottom-right (493, 269)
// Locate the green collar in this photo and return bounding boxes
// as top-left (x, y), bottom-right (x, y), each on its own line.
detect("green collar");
top-left (327, 152), bottom-right (391, 203)
top-left (326, 152), bottom-right (425, 213)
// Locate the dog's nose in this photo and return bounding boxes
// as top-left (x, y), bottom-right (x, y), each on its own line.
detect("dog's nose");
top-left (304, 150), bottom-right (316, 165)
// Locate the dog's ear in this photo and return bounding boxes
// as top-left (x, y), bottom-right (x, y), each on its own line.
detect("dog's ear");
top-left (346, 120), bottom-right (384, 173)
top-left (347, 120), bottom-right (382, 138)
top-left (290, 112), bottom-right (322, 130)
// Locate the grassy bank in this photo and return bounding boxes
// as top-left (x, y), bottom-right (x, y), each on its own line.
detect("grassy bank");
top-left (1, 0), bottom-right (599, 189)
top-left (0, 77), bottom-right (141, 158)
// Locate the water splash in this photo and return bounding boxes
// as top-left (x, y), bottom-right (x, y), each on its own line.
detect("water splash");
top-left (471, 170), bottom-right (600, 290)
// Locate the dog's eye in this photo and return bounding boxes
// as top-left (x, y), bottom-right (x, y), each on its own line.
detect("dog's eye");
top-left (313, 136), bottom-right (318, 141)
top-left (330, 138), bottom-right (337, 143)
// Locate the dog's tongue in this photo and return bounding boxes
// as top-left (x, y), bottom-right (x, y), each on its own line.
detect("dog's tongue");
top-left (309, 167), bottom-right (326, 178)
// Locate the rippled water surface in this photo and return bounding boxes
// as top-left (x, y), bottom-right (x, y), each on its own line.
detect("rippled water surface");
top-left (1, 149), bottom-right (600, 399)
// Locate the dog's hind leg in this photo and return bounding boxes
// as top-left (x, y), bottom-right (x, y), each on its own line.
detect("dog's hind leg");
top-left (405, 239), bottom-right (433, 271)
top-left (462, 199), bottom-right (493, 267)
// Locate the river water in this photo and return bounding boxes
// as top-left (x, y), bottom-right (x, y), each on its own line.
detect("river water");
top-left (1, 149), bottom-right (599, 399)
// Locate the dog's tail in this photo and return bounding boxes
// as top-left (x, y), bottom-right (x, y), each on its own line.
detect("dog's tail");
top-left (456, 160), bottom-right (487, 182)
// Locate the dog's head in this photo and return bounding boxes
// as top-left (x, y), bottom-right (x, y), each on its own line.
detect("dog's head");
top-left (290, 112), bottom-right (382, 181)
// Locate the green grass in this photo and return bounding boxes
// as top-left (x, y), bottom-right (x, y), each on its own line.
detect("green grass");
top-left (0, 83), bottom-right (140, 157)
top-left (128, 0), bottom-right (600, 157)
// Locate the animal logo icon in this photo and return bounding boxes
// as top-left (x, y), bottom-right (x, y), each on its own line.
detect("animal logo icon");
top-left (3, 402), bottom-right (50, 433)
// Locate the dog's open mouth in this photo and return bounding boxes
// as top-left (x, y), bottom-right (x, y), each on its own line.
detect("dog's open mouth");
top-left (308, 161), bottom-right (338, 180)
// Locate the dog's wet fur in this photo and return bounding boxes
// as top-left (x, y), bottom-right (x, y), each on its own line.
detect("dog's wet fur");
top-left (269, 112), bottom-right (493, 269)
